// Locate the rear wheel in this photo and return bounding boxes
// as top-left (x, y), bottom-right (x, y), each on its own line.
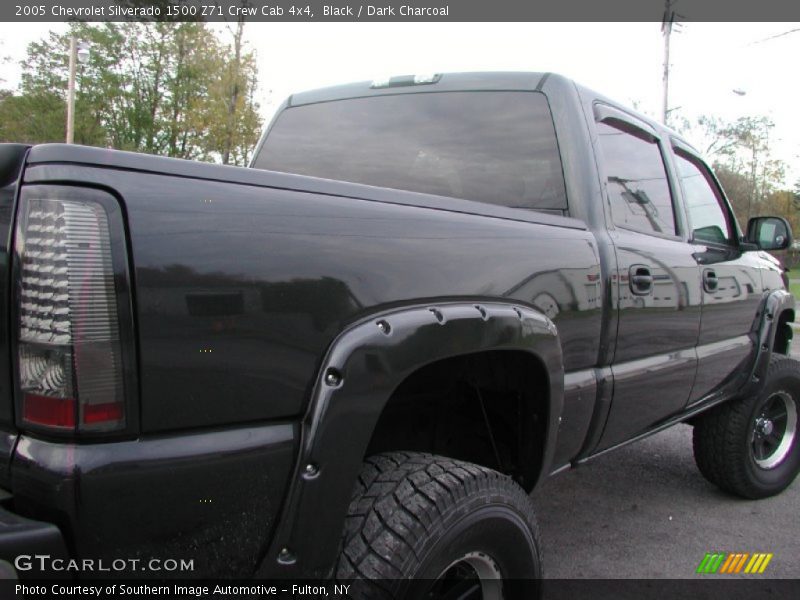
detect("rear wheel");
top-left (336, 452), bottom-right (541, 599)
top-left (693, 356), bottom-right (800, 499)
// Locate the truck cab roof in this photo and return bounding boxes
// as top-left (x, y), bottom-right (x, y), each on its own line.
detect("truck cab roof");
top-left (286, 70), bottom-right (697, 153)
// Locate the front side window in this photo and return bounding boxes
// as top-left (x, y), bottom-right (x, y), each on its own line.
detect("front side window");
top-left (674, 151), bottom-right (734, 245)
top-left (254, 91), bottom-right (568, 212)
top-left (597, 121), bottom-right (677, 236)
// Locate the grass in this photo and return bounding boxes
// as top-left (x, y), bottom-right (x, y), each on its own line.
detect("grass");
top-left (790, 280), bottom-right (800, 300)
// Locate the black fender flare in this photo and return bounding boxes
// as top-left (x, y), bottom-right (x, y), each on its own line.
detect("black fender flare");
top-left (258, 301), bottom-right (563, 578)
top-left (740, 289), bottom-right (796, 399)
top-left (683, 289), bottom-right (795, 428)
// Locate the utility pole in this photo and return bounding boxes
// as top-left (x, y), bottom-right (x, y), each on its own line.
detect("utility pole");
top-left (661, 1), bottom-right (675, 125)
top-left (66, 36), bottom-right (76, 144)
top-left (65, 37), bottom-right (90, 144)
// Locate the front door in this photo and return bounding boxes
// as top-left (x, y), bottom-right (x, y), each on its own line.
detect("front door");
top-left (671, 146), bottom-right (763, 402)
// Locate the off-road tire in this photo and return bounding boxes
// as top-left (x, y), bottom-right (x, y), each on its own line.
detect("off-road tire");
top-left (335, 452), bottom-right (541, 599)
top-left (693, 355), bottom-right (800, 499)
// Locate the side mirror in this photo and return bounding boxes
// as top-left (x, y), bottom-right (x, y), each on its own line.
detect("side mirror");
top-left (745, 216), bottom-right (793, 251)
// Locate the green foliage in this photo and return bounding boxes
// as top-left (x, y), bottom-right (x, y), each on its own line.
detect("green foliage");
top-left (670, 111), bottom-right (796, 257)
top-left (1, 22), bottom-right (262, 165)
top-left (689, 114), bottom-right (790, 226)
top-left (0, 90), bottom-right (67, 144)
top-left (712, 164), bottom-right (753, 224)
top-left (204, 21), bottom-right (263, 165)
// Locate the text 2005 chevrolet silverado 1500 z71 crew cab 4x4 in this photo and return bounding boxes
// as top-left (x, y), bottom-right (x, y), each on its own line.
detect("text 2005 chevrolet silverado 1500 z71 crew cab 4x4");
top-left (0, 72), bottom-right (797, 596)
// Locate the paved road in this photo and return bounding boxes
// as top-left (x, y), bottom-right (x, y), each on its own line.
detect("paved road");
top-left (528, 299), bottom-right (800, 581)
top-left (532, 424), bottom-right (800, 579)
top-left (792, 322), bottom-right (800, 357)
top-left (533, 312), bottom-right (800, 579)
top-left (532, 331), bottom-right (800, 580)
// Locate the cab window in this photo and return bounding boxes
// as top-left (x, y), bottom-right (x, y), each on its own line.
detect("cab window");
top-left (674, 151), bottom-right (735, 245)
top-left (596, 122), bottom-right (677, 236)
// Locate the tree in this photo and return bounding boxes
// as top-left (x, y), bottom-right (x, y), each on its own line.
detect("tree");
top-left (0, 91), bottom-right (66, 144)
top-left (713, 164), bottom-right (753, 224)
top-left (691, 115), bottom-right (787, 222)
top-left (16, 24), bottom-right (125, 147)
top-left (202, 14), bottom-right (263, 166)
top-left (762, 189), bottom-right (800, 235)
top-left (4, 22), bottom-right (263, 163)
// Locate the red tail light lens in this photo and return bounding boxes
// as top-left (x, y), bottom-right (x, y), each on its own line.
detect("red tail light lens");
top-left (15, 189), bottom-right (128, 433)
top-left (22, 394), bottom-right (76, 429)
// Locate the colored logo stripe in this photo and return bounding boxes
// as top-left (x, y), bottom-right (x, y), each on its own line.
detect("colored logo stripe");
top-left (697, 553), bottom-right (726, 573)
top-left (745, 553), bottom-right (773, 574)
top-left (697, 552), bottom-right (773, 574)
top-left (720, 553), bottom-right (749, 573)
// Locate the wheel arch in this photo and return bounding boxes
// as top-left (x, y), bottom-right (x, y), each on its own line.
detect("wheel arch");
top-left (716, 289), bottom-right (797, 407)
top-left (258, 301), bottom-right (563, 578)
top-left (365, 348), bottom-right (552, 491)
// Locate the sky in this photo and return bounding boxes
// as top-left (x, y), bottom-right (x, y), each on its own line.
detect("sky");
top-left (1, 21), bottom-right (798, 185)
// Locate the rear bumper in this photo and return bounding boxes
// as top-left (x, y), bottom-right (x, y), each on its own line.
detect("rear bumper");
top-left (9, 422), bottom-right (298, 578)
top-left (0, 493), bottom-right (67, 576)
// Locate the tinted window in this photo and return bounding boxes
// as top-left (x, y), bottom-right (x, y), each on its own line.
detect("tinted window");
top-left (675, 152), bottom-right (734, 245)
top-left (254, 91), bottom-right (567, 211)
top-left (597, 122), bottom-right (677, 236)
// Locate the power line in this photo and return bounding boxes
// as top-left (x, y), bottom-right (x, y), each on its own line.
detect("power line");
top-left (747, 28), bottom-right (800, 46)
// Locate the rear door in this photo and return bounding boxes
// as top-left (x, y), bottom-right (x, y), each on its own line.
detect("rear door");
top-left (591, 108), bottom-right (702, 450)
top-left (670, 144), bottom-right (763, 402)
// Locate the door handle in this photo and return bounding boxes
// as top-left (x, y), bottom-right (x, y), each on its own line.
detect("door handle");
top-left (630, 266), bottom-right (653, 295)
top-left (703, 269), bottom-right (718, 292)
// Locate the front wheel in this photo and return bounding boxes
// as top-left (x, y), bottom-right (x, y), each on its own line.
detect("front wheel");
top-left (693, 355), bottom-right (800, 499)
top-left (336, 452), bottom-right (541, 599)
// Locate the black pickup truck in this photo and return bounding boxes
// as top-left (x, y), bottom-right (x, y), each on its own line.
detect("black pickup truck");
top-left (0, 72), bottom-right (797, 595)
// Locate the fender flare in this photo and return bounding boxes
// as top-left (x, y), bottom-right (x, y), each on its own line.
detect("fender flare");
top-left (740, 289), bottom-right (796, 399)
top-left (258, 301), bottom-right (563, 578)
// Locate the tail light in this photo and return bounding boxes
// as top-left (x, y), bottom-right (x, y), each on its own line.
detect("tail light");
top-left (13, 186), bottom-right (136, 435)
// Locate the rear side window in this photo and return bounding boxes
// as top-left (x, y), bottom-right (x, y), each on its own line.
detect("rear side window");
top-left (597, 122), bottom-right (677, 236)
top-left (254, 91), bottom-right (568, 212)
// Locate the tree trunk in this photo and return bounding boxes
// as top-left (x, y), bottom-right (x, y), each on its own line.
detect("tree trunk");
top-left (222, 19), bottom-right (244, 165)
